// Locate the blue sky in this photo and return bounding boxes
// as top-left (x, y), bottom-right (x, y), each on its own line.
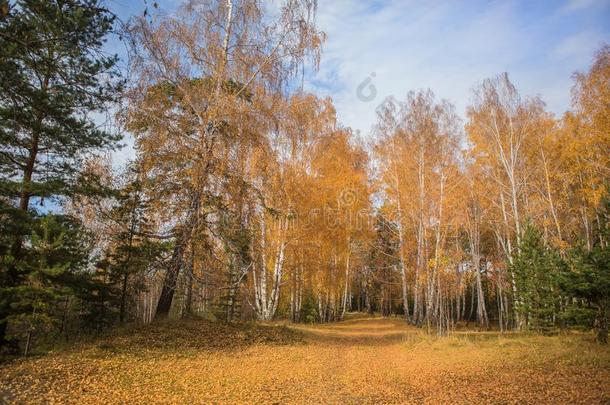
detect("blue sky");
top-left (107, 0), bottom-right (610, 162)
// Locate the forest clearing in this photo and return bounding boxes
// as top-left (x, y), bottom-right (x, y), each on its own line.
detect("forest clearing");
top-left (1, 0), bottom-right (610, 403)
top-left (1, 316), bottom-right (609, 404)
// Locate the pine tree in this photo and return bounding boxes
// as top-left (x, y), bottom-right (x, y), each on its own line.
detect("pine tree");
top-left (511, 222), bottom-right (563, 333)
top-left (560, 196), bottom-right (610, 344)
top-left (7, 215), bottom-right (91, 353)
top-left (0, 0), bottom-right (123, 347)
top-left (104, 175), bottom-right (169, 325)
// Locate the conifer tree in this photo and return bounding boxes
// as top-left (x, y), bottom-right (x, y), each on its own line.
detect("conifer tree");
top-left (560, 196), bottom-right (610, 344)
top-left (104, 175), bottom-right (169, 324)
top-left (511, 222), bottom-right (563, 332)
top-left (8, 215), bottom-right (91, 353)
top-left (0, 0), bottom-right (122, 347)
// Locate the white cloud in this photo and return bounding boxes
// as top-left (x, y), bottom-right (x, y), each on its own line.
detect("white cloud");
top-left (552, 30), bottom-right (606, 61)
top-left (561, 0), bottom-right (610, 12)
top-left (304, 0), bottom-right (609, 136)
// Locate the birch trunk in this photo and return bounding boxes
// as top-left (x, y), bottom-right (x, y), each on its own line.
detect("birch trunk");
top-left (253, 216), bottom-right (287, 320)
top-left (341, 250), bottom-right (350, 320)
top-left (390, 135), bottom-right (410, 322)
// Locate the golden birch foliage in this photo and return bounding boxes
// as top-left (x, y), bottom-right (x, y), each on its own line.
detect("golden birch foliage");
top-left (568, 44), bottom-right (610, 209)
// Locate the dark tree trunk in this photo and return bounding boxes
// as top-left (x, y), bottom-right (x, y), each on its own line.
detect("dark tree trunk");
top-left (183, 245), bottom-right (194, 317)
top-left (155, 240), bottom-right (185, 319)
top-left (0, 320), bottom-right (7, 348)
top-left (120, 205), bottom-right (138, 323)
top-left (155, 192), bottom-right (200, 319)
top-left (119, 273), bottom-right (129, 323)
top-left (0, 136), bottom-right (39, 348)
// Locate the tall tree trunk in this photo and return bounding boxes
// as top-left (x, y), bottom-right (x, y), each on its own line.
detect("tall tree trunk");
top-left (253, 216), bottom-right (287, 321)
top-left (1, 125), bottom-right (43, 347)
top-left (119, 273), bottom-right (129, 323)
top-left (467, 199), bottom-right (488, 328)
top-left (540, 147), bottom-right (563, 245)
top-left (183, 243), bottom-right (195, 317)
top-left (155, 192), bottom-right (199, 319)
top-left (341, 250), bottom-right (350, 320)
top-left (390, 137), bottom-right (410, 322)
top-left (119, 211), bottom-right (137, 324)
top-left (500, 191), bottom-right (520, 328)
top-left (427, 170), bottom-right (445, 333)
top-left (414, 145), bottom-right (426, 326)
top-left (474, 260), bottom-right (488, 328)
top-left (155, 239), bottom-right (185, 318)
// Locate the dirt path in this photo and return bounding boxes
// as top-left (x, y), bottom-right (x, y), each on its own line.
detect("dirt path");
top-left (1, 317), bottom-right (609, 404)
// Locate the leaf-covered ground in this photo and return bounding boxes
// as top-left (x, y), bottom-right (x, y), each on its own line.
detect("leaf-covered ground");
top-left (1, 317), bottom-right (609, 404)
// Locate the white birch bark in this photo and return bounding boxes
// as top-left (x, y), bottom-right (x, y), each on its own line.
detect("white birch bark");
top-left (253, 215), bottom-right (287, 320)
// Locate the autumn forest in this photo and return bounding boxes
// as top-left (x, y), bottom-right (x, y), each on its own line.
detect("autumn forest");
top-left (1, 0), bottom-right (609, 403)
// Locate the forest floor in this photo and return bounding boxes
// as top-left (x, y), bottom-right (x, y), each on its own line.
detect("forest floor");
top-left (1, 316), bottom-right (609, 404)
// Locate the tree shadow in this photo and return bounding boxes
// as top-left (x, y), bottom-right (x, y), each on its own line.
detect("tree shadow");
top-left (292, 317), bottom-right (421, 347)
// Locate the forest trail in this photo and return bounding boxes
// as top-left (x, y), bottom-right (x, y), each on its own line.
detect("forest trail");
top-left (1, 317), bottom-right (609, 404)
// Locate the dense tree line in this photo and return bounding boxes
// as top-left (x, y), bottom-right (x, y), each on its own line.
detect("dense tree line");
top-left (0, 0), bottom-right (125, 351)
top-left (1, 0), bottom-right (608, 355)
